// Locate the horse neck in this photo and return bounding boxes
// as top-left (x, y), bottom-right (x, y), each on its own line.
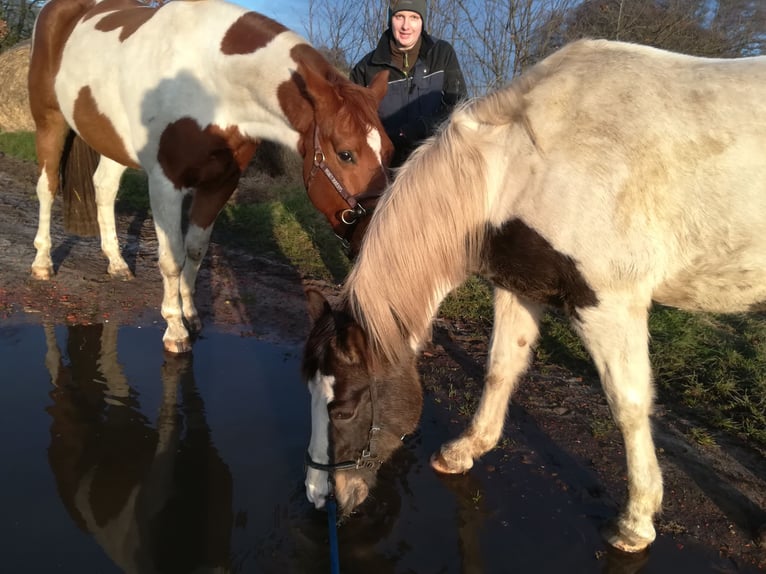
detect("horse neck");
top-left (218, 34), bottom-right (321, 152)
top-left (345, 125), bottom-right (491, 364)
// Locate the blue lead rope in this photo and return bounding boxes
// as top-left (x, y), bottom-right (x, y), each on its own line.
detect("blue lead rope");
top-left (326, 495), bottom-right (341, 574)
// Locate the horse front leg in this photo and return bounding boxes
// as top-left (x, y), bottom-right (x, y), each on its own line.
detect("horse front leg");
top-left (31, 116), bottom-right (69, 280)
top-left (93, 157), bottom-right (131, 279)
top-left (148, 174), bottom-right (191, 354)
top-left (179, 222), bottom-right (214, 333)
top-left (432, 288), bottom-right (542, 474)
top-left (574, 297), bottom-right (661, 553)
top-left (180, 183), bottom-right (238, 334)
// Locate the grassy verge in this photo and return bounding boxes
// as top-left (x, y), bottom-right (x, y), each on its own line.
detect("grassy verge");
top-left (2, 131), bottom-right (764, 447)
top-left (0, 130), bottom-right (36, 161)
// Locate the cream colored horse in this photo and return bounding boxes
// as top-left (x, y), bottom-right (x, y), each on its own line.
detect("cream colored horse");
top-left (302, 38), bottom-right (766, 553)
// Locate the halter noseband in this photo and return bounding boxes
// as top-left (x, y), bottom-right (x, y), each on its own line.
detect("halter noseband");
top-left (305, 123), bottom-right (384, 251)
top-left (305, 382), bottom-right (384, 473)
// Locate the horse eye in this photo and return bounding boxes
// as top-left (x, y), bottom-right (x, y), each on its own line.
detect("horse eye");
top-left (337, 151), bottom-right (354, 163)
top-left (332, 410), bottom-right (354, 420)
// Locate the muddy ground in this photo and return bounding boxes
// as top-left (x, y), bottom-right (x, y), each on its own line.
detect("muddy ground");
top-left (0, 152), bottom-right (764, 570)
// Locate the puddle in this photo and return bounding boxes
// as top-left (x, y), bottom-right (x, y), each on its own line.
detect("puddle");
top-left (0, 320), bottom-right (759, 573)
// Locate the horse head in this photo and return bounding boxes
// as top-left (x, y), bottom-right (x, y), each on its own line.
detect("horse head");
top-left (295, 65), bottom-right (393, 257)
top-left (301, 289), bottom-right (422, 516)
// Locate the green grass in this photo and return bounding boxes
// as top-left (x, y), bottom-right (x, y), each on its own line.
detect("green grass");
top-left (2, 133), bottom-right (765, 447)
top-left (0, 131), bottom-right (36, 161)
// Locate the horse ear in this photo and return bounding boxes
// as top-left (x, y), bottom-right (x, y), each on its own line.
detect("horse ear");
top-left (300, 64), bottom-right (341, 115)
top-left (331, 324), bottom-right (368, 366)
top-left (305, 288), bottom-right (331, 323)
top-left (367, 70), bottom-right (389, 104)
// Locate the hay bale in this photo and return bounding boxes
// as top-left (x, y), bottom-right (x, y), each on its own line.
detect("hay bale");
top-left (0, 40), bottom-right (33, 132)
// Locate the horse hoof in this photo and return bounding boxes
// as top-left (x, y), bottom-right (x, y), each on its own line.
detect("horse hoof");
top-left (601, 521), bottom-right (654, 553)
top-left (186, 316), bottom-right (203, 333)
top-left (30, 266), bottom-right (53, 280)
top-left (163, 337), bottom-right (192, 354)
top-left (430, 452), bottom-right (469, 474)
top-left (108, 267), bottom-right (134, 281)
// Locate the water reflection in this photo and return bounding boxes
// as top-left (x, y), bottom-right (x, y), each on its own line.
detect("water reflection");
top-left (253, 441), bottom-right (419, 574)
top-left (43, 323), bottom-right (233, 574)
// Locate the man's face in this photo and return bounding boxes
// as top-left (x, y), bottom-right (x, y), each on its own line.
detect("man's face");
top-left (391, 10), bottom-right (423, 52)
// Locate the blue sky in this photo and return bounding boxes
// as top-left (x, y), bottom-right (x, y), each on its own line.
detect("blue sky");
top-left (232, 0), bottom-right (311, 38)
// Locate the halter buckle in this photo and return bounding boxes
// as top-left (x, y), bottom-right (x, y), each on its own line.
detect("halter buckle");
top-left (340, 203), bottom-right (367, 225)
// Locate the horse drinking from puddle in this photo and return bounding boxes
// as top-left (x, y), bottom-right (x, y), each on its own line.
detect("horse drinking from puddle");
top-left (29, 0), bottom-right (392, 353)
top-left (302, 39), bottom-right (766, 553)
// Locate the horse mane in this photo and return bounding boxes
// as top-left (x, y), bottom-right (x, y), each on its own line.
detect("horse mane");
top-left (344, 82), bottom-right (535, 364)
top-left (293, 44), bottom-right (382, 134)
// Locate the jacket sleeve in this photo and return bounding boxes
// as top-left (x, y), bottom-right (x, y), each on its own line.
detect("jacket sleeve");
top-left (413, 41), bottom-right (467, 138)
top-left (349, 60), bottom-right (366, 86)
top-left (440, 42), bottom-right (467, 109)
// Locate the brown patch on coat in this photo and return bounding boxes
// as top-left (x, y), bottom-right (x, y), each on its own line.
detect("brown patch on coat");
top-left (72, 85), bottom-right (139, 168)
top-left (220, 11), bottom-right (288, 56)
top-left (28, 0), bottom-right (96, 125)
top-left (90, 0), bottom-right (160, 42)
top-left (157, 118), bottom-right (258, 229)
top-left (82, 0), bottom-right (150, 22)
top-left (480, 219), bottom-right (599, 314)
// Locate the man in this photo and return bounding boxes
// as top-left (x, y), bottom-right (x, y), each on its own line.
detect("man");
top-left (351, 0), bottom-right (467, 167)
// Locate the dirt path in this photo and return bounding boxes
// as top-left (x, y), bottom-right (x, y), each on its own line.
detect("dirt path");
top-left (0, 153), bottom-right (764, 570)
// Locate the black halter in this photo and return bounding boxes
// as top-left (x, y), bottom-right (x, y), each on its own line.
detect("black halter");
top-left (305, 383), bottom-right (383, 473)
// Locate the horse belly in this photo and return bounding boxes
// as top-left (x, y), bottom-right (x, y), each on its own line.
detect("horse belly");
top-left (653, 256), bottom-right (766, 313)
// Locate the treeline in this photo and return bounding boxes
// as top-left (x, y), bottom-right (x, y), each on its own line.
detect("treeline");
top-left (307, 0), bottom-right (766, 94)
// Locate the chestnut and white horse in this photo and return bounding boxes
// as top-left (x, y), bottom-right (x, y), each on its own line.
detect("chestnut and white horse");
top-left (29, 0), bottom-right (392, 353)
top-left (302, 39), bottom-right (766, 553)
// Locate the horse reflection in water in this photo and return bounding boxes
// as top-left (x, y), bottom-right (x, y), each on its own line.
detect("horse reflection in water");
top-left (43, 323), bottom-right (232, 573)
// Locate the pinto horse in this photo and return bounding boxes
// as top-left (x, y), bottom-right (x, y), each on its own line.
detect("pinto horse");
top-left (302, 39), bottom-right (766, 553)
top-left (29, 0), bottom-right (392, 353)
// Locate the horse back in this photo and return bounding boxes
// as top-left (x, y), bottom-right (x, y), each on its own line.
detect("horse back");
top-left (483, 40), bottom-right (766, 313)
top-left (28, 0), bottom-right (96, 125)
top-left (38, 0), bottom-right (310, 176)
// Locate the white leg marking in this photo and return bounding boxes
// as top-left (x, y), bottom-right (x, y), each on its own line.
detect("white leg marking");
top-left (435, 289), bottom-right (542, 472)
top-left (305, 371), bottom-right (335, 509)
top-left (148, 172), bottom-right (190, 353)
top-left (575, 296), bottom-right (661, 552)
top-left (32, 168), bottom-right (55, 279)
top-left (94, 157), bottom-right (131, 279)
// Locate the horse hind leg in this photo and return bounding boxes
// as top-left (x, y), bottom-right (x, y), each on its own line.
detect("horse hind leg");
top-left (574, 297), bottom-right (662, 553)
top-left (432, 288), bottom-right (542, 474)
top-left (93, 157), bottom-right (131, 279)
top-left (31, 115), bottom-right (69, 279)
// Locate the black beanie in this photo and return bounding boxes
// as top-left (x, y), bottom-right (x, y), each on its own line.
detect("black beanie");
top-left (388, 0), bottom-right (427, 26)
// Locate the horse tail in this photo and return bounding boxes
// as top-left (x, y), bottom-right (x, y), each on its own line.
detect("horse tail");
top-left (61, 130), bottom-right (100, 237)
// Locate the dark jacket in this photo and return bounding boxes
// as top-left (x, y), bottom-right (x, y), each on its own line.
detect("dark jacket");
top-left (350, 29), bottom-right (467, 166)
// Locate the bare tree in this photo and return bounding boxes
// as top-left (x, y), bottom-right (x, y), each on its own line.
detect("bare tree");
top-left (536, 0), bottom-right (753, 60)
top-left (0, 0), bottom-right (43, 51)
top-left (305, 0), bottom-right (386, 72)
top-left (451, 0), bottom-right (576, 92)
top-left (710, 0), bottom-right (766, 55)
top-left (303, 0), bottom-right (764, 96)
